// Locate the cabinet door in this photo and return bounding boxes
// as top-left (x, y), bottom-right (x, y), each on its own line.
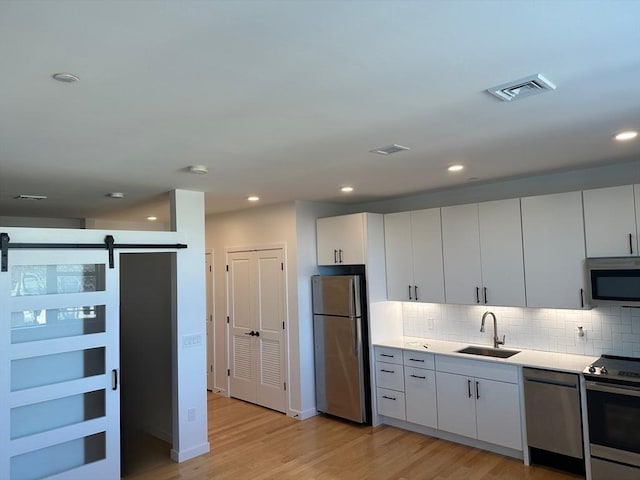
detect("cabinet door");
top-left (435, 371), bottom-right (477, 439)
top-left (521, 191), bottom-right (587, 309)
top-left (478, 199), bottom-right (526, 307)
top-left (411, 209), bottom-right (446, 303)
top-left (405, 367), bottom-right (437, 428)
top-left (442, 204), bottom-right (483, 305)
top-left (384, 212), bottom-right (414, 300)
top-left (583, 185), bottom-right (638, 257)
top-left (317, 214), bottom-right (365, 265)
top-left (475, 379), bottom-right (522, 450)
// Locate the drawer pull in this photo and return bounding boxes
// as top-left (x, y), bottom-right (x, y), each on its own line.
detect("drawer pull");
top-left (410, 374), bottom-right (426, 379)
top-left (408, 358), bottom-right (425, 362)
top-left (380, 369), bottom-right (395, 373)
top-left (380, 354), bottom-right (394, 358)
top-left (382, 395), bottom-right (397, 401)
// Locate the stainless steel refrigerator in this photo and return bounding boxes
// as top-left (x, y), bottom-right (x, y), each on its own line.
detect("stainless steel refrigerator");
top-left (312, 274), bottom-right (370, 424)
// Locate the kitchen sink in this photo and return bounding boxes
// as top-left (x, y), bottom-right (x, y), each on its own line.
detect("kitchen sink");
top-left (456, 346), bottom-right (520, 359)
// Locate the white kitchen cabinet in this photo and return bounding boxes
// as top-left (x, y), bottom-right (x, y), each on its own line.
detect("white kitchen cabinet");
top-left (403, 349), bottom-right (437, 429)
top-left (374, 347), bottom-right (406, 421)
top-left (521, 191), bottom-right (587, 309)
top-left (435, 356), bottom-right (522, 450)
top-left (441, 199), bottom-right (525, 306)
top-left (316, 213), bottom-right (366, 265)
top-left (384, 209), bottom-right (445, 303)
top-left (583, 185), bottom-right (639, 257)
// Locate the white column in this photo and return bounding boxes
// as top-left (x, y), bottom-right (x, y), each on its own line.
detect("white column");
top-left (170, 190), bottom-right (210, 461)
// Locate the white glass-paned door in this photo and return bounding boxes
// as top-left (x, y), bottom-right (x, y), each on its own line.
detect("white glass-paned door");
top-left (1, 249), bottom-right (120, 480)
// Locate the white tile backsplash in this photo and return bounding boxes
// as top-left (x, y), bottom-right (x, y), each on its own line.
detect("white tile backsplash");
top-left (401, 302), bottom-right (640, 357)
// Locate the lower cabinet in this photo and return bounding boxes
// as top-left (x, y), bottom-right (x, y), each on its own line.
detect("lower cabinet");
top-left (435, 357), bottom-right (522, 450)
top-left (374, 347), bottom-right (523, 454)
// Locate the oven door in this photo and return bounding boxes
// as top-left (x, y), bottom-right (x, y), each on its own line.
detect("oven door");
top-left (586, 380), bottom-right (640, 469)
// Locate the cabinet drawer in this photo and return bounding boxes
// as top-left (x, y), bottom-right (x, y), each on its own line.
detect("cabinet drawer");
top-left (375, 362), bottom-right (404, 391)
top-left (403, 350), bottom-right (435, 369)
top-left (374, 347), bottom-right (403, 365)
top-left (404, 367), bottom-right (437, 429)
top-left (377, 387), bottom-right (406, 420)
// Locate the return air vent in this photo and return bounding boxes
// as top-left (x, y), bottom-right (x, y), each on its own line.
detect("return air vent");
top-left (15, 194), bottom-right (47, 201)
top-left (370, 144), bottom-right (410, 155)
top-left (487, 74), bottom-right (556, 102)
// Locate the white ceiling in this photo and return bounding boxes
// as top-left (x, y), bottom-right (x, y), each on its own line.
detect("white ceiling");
top-left (1, 0), bottom-right (639, 222)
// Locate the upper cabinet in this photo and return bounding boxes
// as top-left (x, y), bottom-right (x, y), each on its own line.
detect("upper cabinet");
top-left (441, 199), bottom-right (525, 307)
top-left (384, 209), bottom-right (445, 303)
top-left (317, 213), bottom-right (366, 265)
top-left (521, 191), bottom-right (587, 309)
top-left (583, 184), bottom-right (639, 257)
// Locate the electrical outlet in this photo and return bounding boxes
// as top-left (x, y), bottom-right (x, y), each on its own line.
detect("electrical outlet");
top-left (187, 408), bottom-right (196, 422)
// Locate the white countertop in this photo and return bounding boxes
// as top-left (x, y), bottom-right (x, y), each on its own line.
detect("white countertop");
top-left (374, 337), bottom-right (599, 374)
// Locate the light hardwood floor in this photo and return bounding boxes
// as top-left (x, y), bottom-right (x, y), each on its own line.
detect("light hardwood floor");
top-left (125, 393), bottom-right (583, 480)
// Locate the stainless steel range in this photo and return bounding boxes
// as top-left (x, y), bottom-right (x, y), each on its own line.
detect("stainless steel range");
top-left (583, 355), bottom-right (640, 480)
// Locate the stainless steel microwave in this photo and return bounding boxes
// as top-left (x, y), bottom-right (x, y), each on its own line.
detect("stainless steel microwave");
top-left (586, 257), bottom-right (640, 307)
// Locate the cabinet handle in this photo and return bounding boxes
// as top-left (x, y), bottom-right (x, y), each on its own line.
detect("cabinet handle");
top-left (475, 287), bottom-right (480, 304)
top-left (334, 249), bottom-right (338, 263)
top-left (468, 379), bottom-right (472, 398)
top-left (380, 369), bottom-right (395, 374)
top-left (339, 249), bottom-right (343, 263)
top-left (414, 285), bottom-right (419, 301)
top-left (408, 285), bottom-right (413, 300)
top-left (580, 288), bottom-right (584, 309)
top-left (410, 374), bottom-right (426, 379)
top-left (382, 395), bottom-right (397, 401)
top-left (408, 358), bottom-right (425, 363)
top-left (630, 233), bottom-right (634, 255)
top-left (476, 381), bottom-right (480, 399)
top-left (380, 354), bottom-right (394, 358)
top-left (483, 287), bottom-right (488, 304)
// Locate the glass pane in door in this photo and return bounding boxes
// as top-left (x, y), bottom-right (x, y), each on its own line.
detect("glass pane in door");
top-left (10, 264), bottom-right (106, 296)
top-left (10, 432), bottom-right (106, 480)
top-left (11, 347), bottom-right (105, 391)
top-left (11, 305), bottom-right (105, 343)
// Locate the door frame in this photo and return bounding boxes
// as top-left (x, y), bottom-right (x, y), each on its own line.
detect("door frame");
top-left (224, 243), bottom-right (289, 412)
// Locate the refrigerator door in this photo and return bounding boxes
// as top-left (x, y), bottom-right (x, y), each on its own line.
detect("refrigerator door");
top-left (314, 313), bottom-right (365, 423)
top-left (312, 275), bottom-right (361, 318)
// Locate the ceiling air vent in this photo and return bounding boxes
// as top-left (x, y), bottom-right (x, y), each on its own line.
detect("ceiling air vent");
top-left (15, 194), bottom-right (47, 200)
top-left (370, 144), bottom-right (410, 155)
top-left (487, 74), bottom-right (556, 102)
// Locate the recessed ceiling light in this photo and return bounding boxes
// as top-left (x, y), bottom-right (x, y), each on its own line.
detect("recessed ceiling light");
top-left (52, 72), bottom-right (79, 83)
top-left (107, 192), bottom-right (125, 199)
top-left (370, 144), bottom-right (410, 155)
top-left (248, 196), bottom-right (260, 202)
top-left (188, 165), bottom-right (209, 174)
top-left (341, 186), bottom-right (354, 193)
top-left (448, 164), bottom-right (464, 172)
top-left (146, 216), bottom-right (157, 221)
top-left (614, 131), bottom-right (638, 141)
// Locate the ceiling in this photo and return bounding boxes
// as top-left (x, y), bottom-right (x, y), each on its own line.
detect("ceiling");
top-left (1, 0), bottom-right (639, 223)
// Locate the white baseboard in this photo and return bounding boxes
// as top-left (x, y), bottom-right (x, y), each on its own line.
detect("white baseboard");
top-left (170, 442), bottom-right (210, 463)
top-left (287, 407), bottom-right (318, 420)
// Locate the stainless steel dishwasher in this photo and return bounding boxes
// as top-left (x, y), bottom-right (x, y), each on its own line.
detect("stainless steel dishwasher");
top-left (523, 368), bottom-right (584, 469)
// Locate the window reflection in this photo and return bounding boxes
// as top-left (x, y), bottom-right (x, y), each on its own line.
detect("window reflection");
top-left (11, 264), bottom-right (106, 296)
top-left (11, 306), bottom-right (105, 344)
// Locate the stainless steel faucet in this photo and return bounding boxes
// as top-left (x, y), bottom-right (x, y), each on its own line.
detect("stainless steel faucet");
top-left (480, 311), bottom-right (505, 349)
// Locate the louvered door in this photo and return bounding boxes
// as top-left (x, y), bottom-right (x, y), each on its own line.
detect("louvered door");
top-left (227, 249), bottom-right (286, 413)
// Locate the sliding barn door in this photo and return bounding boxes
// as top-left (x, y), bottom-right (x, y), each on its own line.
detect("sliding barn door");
top-left (228, 249), bottom-right (286, 412)
top-left (0, 249), bottom-right (120, 480)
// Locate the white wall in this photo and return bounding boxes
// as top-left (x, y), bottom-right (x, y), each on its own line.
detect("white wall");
top-left (205, 201), bottom-right (349, 418)
top-left (0, 216), bottom-right (83, 229)
top-left (402, 302), bottom-right (640, 357)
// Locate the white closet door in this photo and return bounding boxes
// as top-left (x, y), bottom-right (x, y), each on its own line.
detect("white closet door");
top-left (0, 249), bottom-right (120, 480)
top-left (228, 252), bottom-right (257, 404)
top-left (255, 250), bottom-right (286, 413)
